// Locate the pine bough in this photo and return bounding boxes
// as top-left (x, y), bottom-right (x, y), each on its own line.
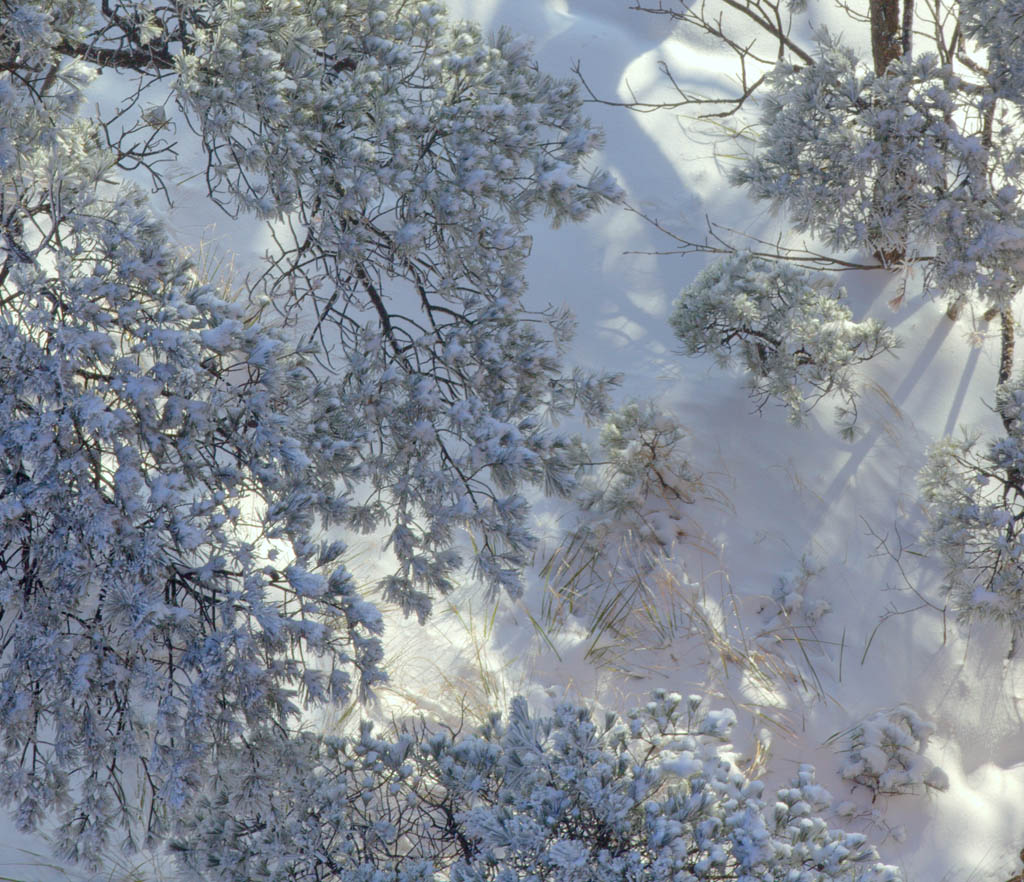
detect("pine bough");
top-left (921, 381), bottom-right (1024, 640)
top-left (670, 254), bottom-right (897, 438)
top-left (833, 706), bottom-right (949, 799)
top-left (172, 691), bottom-right (903, 882)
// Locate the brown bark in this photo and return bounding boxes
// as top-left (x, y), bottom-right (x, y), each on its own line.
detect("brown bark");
top-left (999, 308), bottom-right (1015, 390)
top-left (901, 0), bottom-right (914, 56)
top-left (869, 0), bottom-right (910, 268)
top-left (870, 0), bottom-right (902, 75)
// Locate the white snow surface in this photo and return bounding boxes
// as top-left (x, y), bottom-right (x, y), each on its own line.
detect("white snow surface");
top-left (5, 1), bottom-right (1024, 880)
top-left (383, 3), bottom-right (1024, 881)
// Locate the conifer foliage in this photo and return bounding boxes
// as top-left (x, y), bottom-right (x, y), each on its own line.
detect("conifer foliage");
top-left (637, 0), bottom-right (1024, 432)
top-left (172, 691), bottom-right (903, 882)
top-left (733, 41), bottom-right (1024, 312)
top-left (0, 0), bottom-right (617, 860)
top-left (637, 0), bottom-right (1024, 633)
top-left (833, 706), bottom-right (949, 798)
top-left (670, 254), bottom-right (897, 436)
top-left (638, 0), bottom-right (1024, 312)
top-left (1, 9), bottom-right (385, 859)
top-left (173, 0), bottom-right (623, 617)
top-left (921, 381), bottom-right (1024, 641)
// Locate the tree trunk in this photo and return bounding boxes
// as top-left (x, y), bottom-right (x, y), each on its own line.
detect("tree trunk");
top-left (901, 0), bottom-right (914, 57)
top-left (870, 0), bottom-right (902, 75)
top-left (870, 0), bottom-right (909, 268)
top-left (999, 307), bottom-right (1016, 422)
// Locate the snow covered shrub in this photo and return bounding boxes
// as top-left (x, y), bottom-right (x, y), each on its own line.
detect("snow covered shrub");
top-left (541, 402), bottom-right (699, 629)
top-left (920, 381), bottom-right (1024, 639)
top-left (575, 400), bottom-right (699, 534)
top-left (0, 28), bottom-right (383, 863)
top-left (172, 690), bottom-right (903, 882)
top-left (831, 706), bottom-right (949, 799)
top-left (670, 253), bottom-right (897, 436)
top-left (771, 559), bottom-right (832, 625)
top-left (538, 402), bottom-right (702, 663)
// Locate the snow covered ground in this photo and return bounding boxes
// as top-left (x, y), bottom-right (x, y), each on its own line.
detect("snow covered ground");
top-left (4, 1), bottom-right (1023, 880)
top-left (380, 2), bottom-right (1024, 880)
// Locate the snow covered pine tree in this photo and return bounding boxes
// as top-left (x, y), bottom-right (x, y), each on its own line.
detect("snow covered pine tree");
top-left (0, 0), bottom-right (620, 864)
top-left (669, 253), bottom-right (897, 437)
top-left (614, 0), bottom-right (1024, 635)
top-left (583, 1), bottom-right (1015, 430)
top-left (2, 1), bottom-right (916, 877)
top-left (917, 2), bottom-right (1024, 649)
top-left (1, 4), bottom-right (389, 861)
